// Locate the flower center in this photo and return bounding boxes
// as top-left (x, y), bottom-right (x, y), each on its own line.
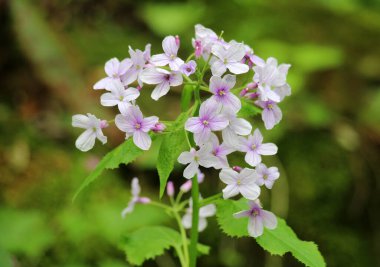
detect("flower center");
top-left (263, 174), bottom-right (268, 180)
top-left (237, 179), bottom-right (241, 185)
top-left (251, 209), bottom-right (259, 217)
top-left (170, 54), bottom-right (176, 60)
top-left (112, 73), bottom-right (118, 78)
top-left (135, 123), bottom-right (141, 130)
top-left (164, 74), bottom-right (171, 81)
top-left (202, 120), bottom-right (209, 126)
top-left (267, 103), bottom-right (273, 109)
top-left (218, 89), bottom-right (226, 96)
top-left (251, 144), bottom-right (257, 150)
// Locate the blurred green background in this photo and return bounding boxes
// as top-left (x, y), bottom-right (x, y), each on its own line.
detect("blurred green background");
top-left (1, 0), bottom-right (380, 266)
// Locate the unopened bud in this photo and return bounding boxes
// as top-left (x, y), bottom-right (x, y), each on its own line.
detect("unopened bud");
top-left (100, 120), bottom-right (109, 129)
top-left (175, 35), bottom-right (180, 47)
top-left (194, 40), bottom-right (202, 58)
top-left (232, 166), bottom-right (242, 172)
top-left (240, 88), bottom-right (250, 97)
top-left (247, 82), bottom-right (258, 89)
top-left (152, 122), bottom-right (166, 133)
top-left (180, 180), bottom-right (192, 192)
top-left (167, 181), bottom-right (175, 197)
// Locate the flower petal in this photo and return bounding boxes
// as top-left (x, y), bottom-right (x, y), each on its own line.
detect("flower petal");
top-left (72, 114), bottom-right (90, 128)
top-left (183, 161), bottom-right (199, 179)
top-left (222, 184), bottom-right (240, 199)
top-left (258, 143), bottom-right (278, 155)
top-left (230, 118), bottom-right (252, 135)
top-left (75, 129), bottom-right (96, 152)
top-left (105, 58), bottom-right (119, 77)
top-left (219, 168), bottom-right (238, 184)
top-left (261, 210), bottom-right (277, 229)
top-left (245, 151), bottom-right (261, 167)
top-left (162, 36), bottom-right (179, 56)
top-left (151, 54), bottom-right (170, 66)
top-left (248, 215), bottom-right (264, 237)
top-left (239, 184), bottom-right (260, 200)
top-left (151, 82), bottom-right (170, 100)
top-left (133, 131), bottom-right (151, 150)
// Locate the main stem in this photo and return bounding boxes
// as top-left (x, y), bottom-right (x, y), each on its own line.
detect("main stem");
top-left (189, 175), bottom-right (200, 267)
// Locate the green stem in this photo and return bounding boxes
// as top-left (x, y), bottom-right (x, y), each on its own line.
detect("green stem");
top-left (173, 209), bottom-right (189, 265)
top-left (200, 193), bottom-right (222, 206)
top-left (174, 245), bottom-right (187, 267)
top-left (189, 175), bottom-right (200, 267)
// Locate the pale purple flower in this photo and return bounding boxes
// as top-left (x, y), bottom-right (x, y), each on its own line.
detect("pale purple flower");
top-left (140, 67), bottom-right (183, 100)
top-left (121, 44), bottom-right (151, 86)
top-left (241, 44), bottom-right (265, 68)
top-left (234, 200), bottom-right (277, 237)
top-left (72, 113), bottom-right (108, 152)
top-left (210, 43), bottom-right (249, 76)
top-left (220, 168), bottom-right (261, 200)
top-left (177, 145), bottom-right (219, 179)
top-left (121, 177), bottom-right (150, 218)
top-left (151, 36), bottom-right (184, 71)
top-left (210, 133), bottom-right (234, 169)
top-left (166, 181), bottom-right (175, 197)
top-left (208, 74), bottom-right (241, 112)
top-left (253, 57), bottom-right (291, 102)
top-left (182, 197), bottom-right (216, 232)
top-left (100, 80), bottom-right (140, 114)
top-left (238, 129), bottom-right (278, 167)
top-left (221, 109), bottom-right (252, 148)
top-left (255, 100), bottom-right (282, 130)
top-left (180, 170), bottom-right (205, 192)
top-left (115, 105), bottom-right (158, 150)
top-left (193, 24), bottom-right (220, 59)
top-left (185, 100), bottom-right (229, 145)
top-left (93, 57), bottom-right (133, 90)
top-left (180, 60), bottom-right (197, 76)
top-left (255, 163), bottom-right (280, 189)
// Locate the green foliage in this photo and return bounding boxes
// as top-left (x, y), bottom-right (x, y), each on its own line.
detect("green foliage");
top-left (216, 199), bottom-right (325, 267)
top-left (73, 138), bottom-right (148, 200)
top-left (0, 208), bottom-right (54, 258)
top-left (121, 226), bottom-right (181, 266)
top-left (238, 99), bottom-right (262, 119)
top-left (157, 111), bottom-right (190, 197)
top-left (181, 85), bottom-right (193, 111)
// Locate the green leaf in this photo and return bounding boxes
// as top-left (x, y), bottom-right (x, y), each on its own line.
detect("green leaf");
top-left (157, 111), bottom-right (189, 198)
top-left (197, 243), bottom-right (210, 255)
top-left (216, 199), bottom-right (249, 237)
top-left (181, 85), bottom-right (193, 111)
top-left (73, 138), bottom-right (148, 201)
top-left (121, 226), bottom-right (181, 266)
top-left (238, 99), bottom-right (262, 118)
top-left (216, 199), bottom-right (325, 267)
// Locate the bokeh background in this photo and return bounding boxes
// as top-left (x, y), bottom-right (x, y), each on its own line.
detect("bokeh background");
top-left (1, 0), bottom-right (380, 266)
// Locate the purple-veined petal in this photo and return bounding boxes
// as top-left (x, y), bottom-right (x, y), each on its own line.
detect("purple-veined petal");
top-left (219, 168), bottom-right (238, 184)
top-left (178, 151), bottom-right (195, 164)
top-left (233, 210), bottom-right (251, 218)
top-left (141, 116), bottom-right (159, 132)
top-left (223, 184), bottom-right (240, 199)
top-left (93, 77), bottom-right (112, 90)
top-left (151, 82), bottom-right (170, 100)
top-left (119, 58), bottom-right (133, 75)
top-left (123, 88), bottom-right (140, 101)
top-left (100, 92), bottom-right (119, 107)
top-left (183, 161), bottom-right (199, 179)
top-left (222, 128), bottom-right (240, 149)
top-left (133, 131), bottom-right (151, 150)
top-left (224, 93), bottom-right (241, 112)
top-left (262, 108), bottom-right (276, 130)
top-left (115, 114), bottom-right (135, 133)
top-left (162, 36), bottom-right (179, 56)
top-left (261, 210), bottom-right (277, 229)
top-left (211, 60), bottom-right (227, 76)
top-left (239, 184), bottom-right (260, 200)
top-left (194, 129), bottom-right (212, 146)
top-left (95, 128), bottom-right (107, 144)
top-left (75, 129), bottom-right (96, 152)
top-left (151, 54), bottom-right (170, 67)
top-left (245, 151), bottom-right (261, 166)
top-left (230, 117), bottom-right (252, 135)
top-left (252, 129), bottom-right (264, 145)
top-left (169, 58), bottom-right (185, 71)
top-left (72, 114), bottom-right (90, 128)
top-left (185, 117), bottom-right (203, 133)
top-left (257, 143), bottom-right (278, 155)
top-left (140, 68), bottom-right (167, 84)
top-left (209, 115), bottom-right (229, 131)
top-left (169, 71), bottom-right (183, 86)
top-left (248, 215), bottom-right (264, 237)
top-left (105, 58), bottom-right (119, 77)
top-left (226, 44), bottom-right (246, 61)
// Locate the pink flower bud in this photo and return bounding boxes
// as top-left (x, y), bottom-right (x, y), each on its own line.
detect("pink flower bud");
top-left (247, 82), bottom-right (258, 89)
top-left (100, 120), bottom-right (109, 129)
top-left (240, 88), bottom-right (250, 97)
top-left (232, 166), bottom-right (242, 172)
top-left (180, 180), bottom-right (192, 192)
top-left (137, 197), bottom-right (151, 204)
top-left (152, 122), bottom-right (166, 133)
top-left (136, 85), bottom-right (142, 91)
top-left (194, 40), bottom-right (203, 58)
top-left (175, 35), bottom-right (180, 47)
top-left (167, 181), bottom-right (175, 197)
top-left (247, 92), bottom-right (260, 100)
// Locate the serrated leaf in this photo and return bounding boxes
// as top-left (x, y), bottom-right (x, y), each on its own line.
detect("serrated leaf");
top-left (157, 111), bottom-right (190, 197)
top-left (121, 226), bottom-right (181, 266)
top-left (73, 137), bottom-right (150, 201)
top-left (257, 218), bottom-right (326, 267)
top-left (216, 198), bottom-right (249, 237)
top-left (238, 99), bottom-right (262, 118)
top-left (216, 199), bottom-right (325, 267)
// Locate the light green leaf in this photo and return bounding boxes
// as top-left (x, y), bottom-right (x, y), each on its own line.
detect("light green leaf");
top-left (121, 226), bottom-right (181, 266)
top-left (257, 218), bottom-right (326, 267)
top-left (157, 111), bottom-right (189, 197)
top-left (197, 243), bottom-right (211, 255)
top-left (238, 99), bottom-right (262, 118)
top-left (73, 137), bottom-right (149, 201)
top-left (216, 199), bottom-right (325, 267)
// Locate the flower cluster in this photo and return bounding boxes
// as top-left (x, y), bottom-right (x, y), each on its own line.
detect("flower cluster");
top-left (72, 24), bottom-right (291, 238)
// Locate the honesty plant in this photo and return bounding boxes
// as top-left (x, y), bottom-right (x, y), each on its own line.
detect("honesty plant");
top-left (72, 24), bottom-right (325, 267)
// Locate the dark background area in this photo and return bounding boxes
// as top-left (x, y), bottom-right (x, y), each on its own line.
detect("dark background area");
top-left (0, 0), bottom-right (380, 266)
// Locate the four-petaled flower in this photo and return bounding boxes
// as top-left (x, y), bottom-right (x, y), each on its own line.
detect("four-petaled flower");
top-left (115, 105), bottom-right (158, 150)
top-left (100, 80), bottom-right (140, 114)
top-left (234, 200), bottom-right (277, 237)
top-left (210, 133), bottom-right (234, 169)
top-left (121, 177), bottom-right (150, 218)
top-left (255, 100), bottom-right (282, 130)
top-left (93, 57), bottom-right (132, 90)
top-left (238, 129), bottom-right (278, 167)
top-left (72, 113), bottom-right (108, 152)
top-left (220, 168), bottom-right (261, 200)
top-left (210, 43), bottom-right (249, 76)
top-left (140, 67), bottom-right (183, 100)
top-left (255, 163), bottom-right (280, 189)
top-left (180, 60), bottom-right (197, 76)
top-left (185, 100), bottom-right (229, 145)
top-left (151, 36), bottom-right (184, 71)
top-left (177, 145), bottom-right (219, 179)
top-left (209, 74), bottom-right (241, 112)
top-left (121, 45), bottom-right (151, 86)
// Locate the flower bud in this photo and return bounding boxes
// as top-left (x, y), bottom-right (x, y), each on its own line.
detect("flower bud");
top-left (136, 85), bottom-right (142, 91)
top-left (152, 122), bottom-right (166, 133)
top-left (180, 180), bottom-right (192, 192)
top-left (240, 88), bottom-right (250, 97)
top-left (175, 35), bottom-right (180, 47)
top-left (100, 120), bottom-right (109, 129)
top-left (247, 82), bottom-right (258, 89)
top-left (167, 181), bottom-right (175, 197)
top-left (232, 166), bottom-right (242, 172)
top-left (194, 40), bottom-right (202, 58)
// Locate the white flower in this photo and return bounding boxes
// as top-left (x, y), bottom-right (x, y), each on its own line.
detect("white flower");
top-left (182, 197), bottom-right (216, 232)
top-left (121, 178), bottom-right (150, 218)
top-left (93, 57), bottom-right (132, 90)
top-left (220, 168), bottom-right (261, 200)
top-left (177, 145), bottom-right (219, 179)
top-left (72, 113), bottom-right (108, 152)
top-left (100, 80), bottom-right (140, 114)
top-left (210, 43), bottom-right (249, 76)
top-left (151, 36), bottom-right (184, 71)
